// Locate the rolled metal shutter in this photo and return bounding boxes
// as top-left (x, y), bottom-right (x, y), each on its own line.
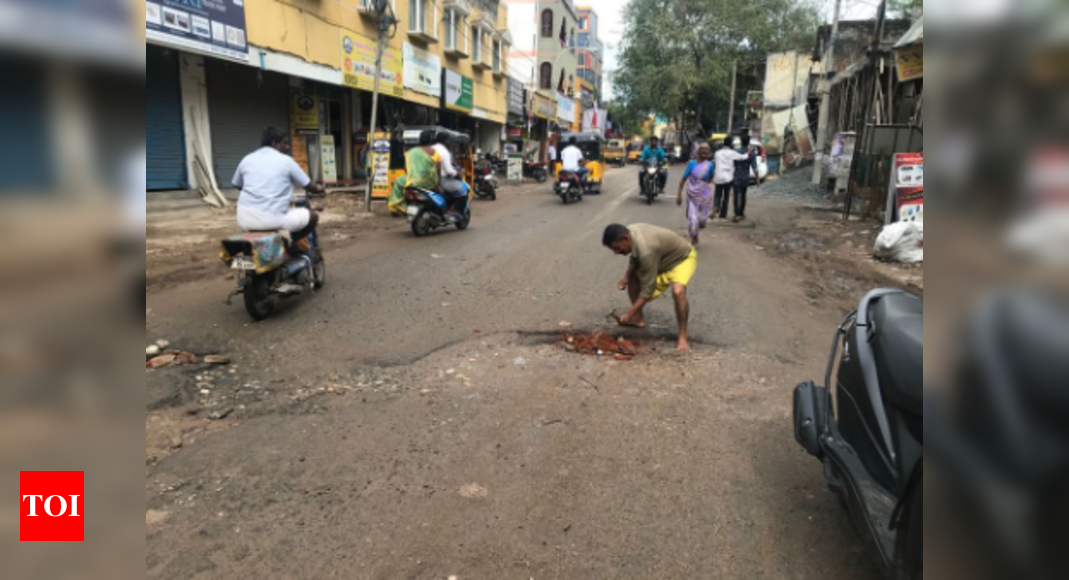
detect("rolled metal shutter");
top-left (146, 46), bottom-right (188, 190)
top-left (207, 61), bottom-right (290, 187)
top-left (0, 56), bottom-right (54, 190)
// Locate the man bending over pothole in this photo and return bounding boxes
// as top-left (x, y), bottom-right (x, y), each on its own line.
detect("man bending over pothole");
top-left (603, 223), bottom-right (697, 353)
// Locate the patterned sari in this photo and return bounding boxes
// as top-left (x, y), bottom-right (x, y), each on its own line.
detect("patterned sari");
top-left (684, 159), bottom-right (714, 239)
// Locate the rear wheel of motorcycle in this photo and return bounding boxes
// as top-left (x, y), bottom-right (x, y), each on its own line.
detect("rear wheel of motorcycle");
top-left (411, 211), bottom-right (432, 237)
top-left (455, 212), bottom-right (470, 230)
top-left (244, 274), bottom-right (275, 321)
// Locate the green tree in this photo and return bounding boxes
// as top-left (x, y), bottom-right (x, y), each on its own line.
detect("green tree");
top-left (613, 0), bottom-right (820, 135)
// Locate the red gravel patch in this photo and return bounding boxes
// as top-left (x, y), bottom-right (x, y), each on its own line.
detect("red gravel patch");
top-left (561, 332), bottom-right (640, 360)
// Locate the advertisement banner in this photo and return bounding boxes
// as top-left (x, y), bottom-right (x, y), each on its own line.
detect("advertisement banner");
top-left (532, 92), bottom-right (556, 120)
top-left (147, 0), bottom-right (248, 61)
top-left (895, 45), bottom-right (924, 82)
top-left (443, 69), bottom-right (474, 113)
top-left (890, 152), bottom-right (924, 222)
top-left (321, 136), bottom-right (338, 183)
top-left (403, 43), bottom-right (442, 97)
top-left (370, 133), bottom-right (392, 199)
top-left (291, 93), bottom-right (319, 136)
top-left (557, 94), bottom-right (576, 127)
top-left (342, 29), bottom-right (403, 97)
top-left (507, 78), bottom-right (526, 116)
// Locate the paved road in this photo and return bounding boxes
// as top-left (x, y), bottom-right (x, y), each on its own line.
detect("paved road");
top-left (146, 166), bottom-right (882, 579)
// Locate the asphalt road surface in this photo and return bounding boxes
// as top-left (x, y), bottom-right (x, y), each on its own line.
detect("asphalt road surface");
top-left (146, 166), bottom-right (883, 579)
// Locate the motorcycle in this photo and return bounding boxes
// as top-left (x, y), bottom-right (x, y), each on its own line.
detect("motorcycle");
top-left (221, 195), bottom-right (326, 321)
top-left (555, 164), bottom-right (590, 204)
top-left (474, 167), bottom-right (498, 201)
top-left (523, 159), bottom-right (549, 183)
top-left (640, 160), bottom-right (665, 205)
top-left (793, 288), bottom-right (922, 580)
top-left (405, 185), bottom-right (471, 236)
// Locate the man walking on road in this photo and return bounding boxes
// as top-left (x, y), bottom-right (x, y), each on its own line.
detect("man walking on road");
top-left (603, 223), bottom-right (698, 353)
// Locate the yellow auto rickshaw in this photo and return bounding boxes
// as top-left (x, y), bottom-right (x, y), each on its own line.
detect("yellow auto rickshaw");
top-left (605, 139), bottom-right (627, 167)
top-left (627, 138), bottom-right (644, 164)
top-left (387, 126), bottom-right (475, 214)
top-left (554, 132), bottom-right (606, 193)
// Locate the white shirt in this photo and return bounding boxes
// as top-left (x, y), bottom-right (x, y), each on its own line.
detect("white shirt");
top-left (549, 146), bottom-right (557, 161)
top-left (561, 146), bottom-right (584, 171)
top-left (713, 147), bottom-right (752, 185)
top-left (432, 143), bottom-right (457, 179)
top-left (233, 147), bottom-right (312, 215)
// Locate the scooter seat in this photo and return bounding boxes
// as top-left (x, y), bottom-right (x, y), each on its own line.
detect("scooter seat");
top-left (871, 292), bottom-right (923, 417)
top-left (989, 290), bottom-right (1069, 416)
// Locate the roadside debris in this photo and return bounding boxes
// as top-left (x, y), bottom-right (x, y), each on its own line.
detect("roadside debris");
top-left (562, 332), bottom-right (639, 359)
top-left (203, 355), bottom-right (231, 365)
top-left (146, 351), bottom-right (198, 369)
top-left (874, 221), bottom-right (923, 263)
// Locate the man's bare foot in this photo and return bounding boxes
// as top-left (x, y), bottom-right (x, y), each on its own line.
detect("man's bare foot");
top-left (676, 340), bottom-right (691, 353)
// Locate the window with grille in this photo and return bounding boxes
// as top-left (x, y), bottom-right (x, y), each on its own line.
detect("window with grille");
top-left (541, 10), bottom-right (553, 38)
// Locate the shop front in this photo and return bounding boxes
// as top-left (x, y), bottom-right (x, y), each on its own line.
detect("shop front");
top-left (506, 77), bottom-right (527, 154)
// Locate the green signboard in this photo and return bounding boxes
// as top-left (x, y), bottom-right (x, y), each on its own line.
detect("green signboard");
top-left (443, 69), bottom-right (474, 113)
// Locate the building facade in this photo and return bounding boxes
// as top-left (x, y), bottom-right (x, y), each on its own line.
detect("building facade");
top-left (146, 0), bottom-right (512, 192)
top-left (505, 0), bottom-right (581, 160)
top-left (575, 7), bottom-right (603, 106)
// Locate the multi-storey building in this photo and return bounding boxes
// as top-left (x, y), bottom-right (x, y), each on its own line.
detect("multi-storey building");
top-left (146, 0), bottom-right (513, 193)
top-left (575, 7), bottom-right (603, 109)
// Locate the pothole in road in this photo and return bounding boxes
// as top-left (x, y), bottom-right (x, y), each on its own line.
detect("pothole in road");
top-left (559, 331), bottom-right (641, 361)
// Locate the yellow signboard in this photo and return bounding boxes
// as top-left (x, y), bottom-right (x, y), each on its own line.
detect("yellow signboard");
top-left (341, 29), bottom-right (404, 98)
top-left (291, 93), bottom-right (319, 136)
top-left (895, 45), bottom-right (923, 82)
top-left (369, 132), bottom-right (392, 199)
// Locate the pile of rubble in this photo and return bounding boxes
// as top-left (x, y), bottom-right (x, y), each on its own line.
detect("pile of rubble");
top-left (561, 331), bottom-right (639, 361)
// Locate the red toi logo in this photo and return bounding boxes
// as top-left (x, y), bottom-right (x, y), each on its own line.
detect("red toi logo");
top-left (20, 471), bottom-right (84, 541)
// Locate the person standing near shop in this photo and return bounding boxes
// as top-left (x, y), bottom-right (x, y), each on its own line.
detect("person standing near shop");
top-left (548, 141), bottom-right (558, 164)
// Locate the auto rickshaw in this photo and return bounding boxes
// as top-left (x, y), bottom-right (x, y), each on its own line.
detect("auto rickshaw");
top-left (553, 132), bottom-right (606, 193)
top-left (605, 139), bottom-right (627, 167)
top-left (387, 126), bottom-right (474, 216)
top-left (627, 137), bottom-right (644, 164)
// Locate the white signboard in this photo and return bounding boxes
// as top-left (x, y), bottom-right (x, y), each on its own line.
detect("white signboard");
top-left (321, 135), bottom-right (338, 183)
top-left (403, 42), bottom-right (442, 98)
top-left (557, 95), bottom-right (576, 127)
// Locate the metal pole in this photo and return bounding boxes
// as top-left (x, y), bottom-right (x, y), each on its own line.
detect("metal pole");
top-left (812, 0), bottom-right (843, 185)
top-left (727, 59), bottom-right (738, 134)
top-left (364, 3), bottom-right (388, 214)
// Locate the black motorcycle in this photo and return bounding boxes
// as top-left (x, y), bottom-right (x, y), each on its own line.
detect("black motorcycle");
top-left (474, 166), bottom-right (498, 200)
top-left (405, 186), bottom-right (470, 236)
top-left (640, 160), bottom-right (665, 205)
top-left (793, 288), bottom-right (922, 580)
top-left (555, 167), bottom-right (587, 204)
top-left (221, 194), bottom-right (326, 321)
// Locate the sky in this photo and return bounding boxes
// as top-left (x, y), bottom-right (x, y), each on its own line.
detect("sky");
top-left (590, 0), bottom-right (879, 102)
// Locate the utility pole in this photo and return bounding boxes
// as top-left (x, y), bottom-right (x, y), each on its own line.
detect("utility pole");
top-left (812, 0), bottom-right (842, 185)
top-left (727, 59), bottom-right (738, 134)
top-left (365, 0), bottom-right (391, 214)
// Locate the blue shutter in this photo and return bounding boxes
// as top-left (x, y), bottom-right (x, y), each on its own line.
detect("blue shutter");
top-left (146, 46), bottom-right (188, 190)
top-left (0, 57), bottom-right (53, 191)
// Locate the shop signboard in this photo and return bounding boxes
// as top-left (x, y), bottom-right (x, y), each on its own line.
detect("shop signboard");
top-left (402, 42), bottom-right (442, 97)
top-left (147, 0), bottom-right (248, 61)
top-left (442, 69), bottom-right (474, 113)
top-left (291, 93), bottom-right (319, 136)
top-left (507, 154), bottom-right (523, 183)
top-left (507, 78), bottom-right (526, 116)
top-left (895, 45), bottom-right (924, 82)
top-left (370, 133), bottom-right (392, 199)
top-left (321, 135), bottom-right (338, 183)
top-left (557, 94), bottom-right (577, 127)
top-left (888, 152), bottom-right (924, 223)
top-left (532, 92), bottom-right (556, 120)
top-left (342, 29), bottom-right (403, 97)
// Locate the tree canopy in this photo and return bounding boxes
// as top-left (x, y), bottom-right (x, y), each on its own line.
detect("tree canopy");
top-left (612, 0), bottom-right (821, 135)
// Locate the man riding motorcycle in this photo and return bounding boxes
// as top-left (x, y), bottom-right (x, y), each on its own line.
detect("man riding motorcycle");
top-left (433, 132), bottom-right (469, 221)
top-left (639, 136), bottom-right (668, 192)
top-left (233, 127), bottom-right (325, 247)
top-left (561, 137), bottom-right (588, 184)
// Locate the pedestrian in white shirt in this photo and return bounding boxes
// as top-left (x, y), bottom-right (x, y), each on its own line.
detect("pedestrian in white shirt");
top-left (549, 143), bottom-right (558, 163)
top-left (712, 136), bottom-right (753, 220)
top-left (233, 127), bottom-right (325, 240)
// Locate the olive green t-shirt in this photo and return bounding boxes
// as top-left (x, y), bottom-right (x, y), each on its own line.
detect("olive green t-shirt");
top-left (628, 224), bottom-right (693, 299)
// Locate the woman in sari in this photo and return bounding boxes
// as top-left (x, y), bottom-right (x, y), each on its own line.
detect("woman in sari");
top-left (677, 142), bottom-right (715, 244)
top-left (388, 131), bottom-right (440, 215)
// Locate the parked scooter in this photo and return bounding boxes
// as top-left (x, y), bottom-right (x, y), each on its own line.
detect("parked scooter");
top-left (640, 160), bottom-right (666, 205)
top-left (405, 186), bottom-right (471, 236)
top-left (221, 194), bottom-right (326, 321)
top-left (474, 166), bottom-right (498, 200)
top-left (793, 288), bottom-right (922, 580)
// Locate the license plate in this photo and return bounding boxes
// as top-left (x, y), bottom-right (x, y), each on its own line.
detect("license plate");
top-left (406, 206), bottom-right (420, 217)
top-left (231, 256), bottom-right (256, 271)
